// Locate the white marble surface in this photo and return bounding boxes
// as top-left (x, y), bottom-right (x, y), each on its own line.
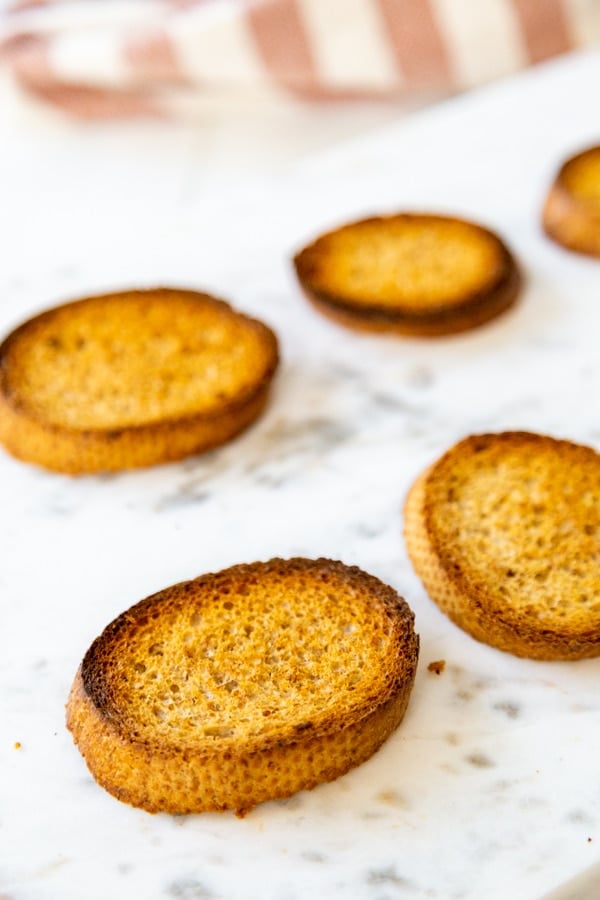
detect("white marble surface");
top-left (2, 51), bottom-right (600, 900)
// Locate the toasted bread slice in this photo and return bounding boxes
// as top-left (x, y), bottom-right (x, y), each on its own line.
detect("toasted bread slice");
top-left (0, 288), bottom-right (278, 474)
top-left (66, 558), bottom-right (419, 815)
top-left (404, 432), bottom-right (600, 660)
top-left (293, 214), bottom-right (521, 336)
top-left (543, 146), bottom-right (600, 257)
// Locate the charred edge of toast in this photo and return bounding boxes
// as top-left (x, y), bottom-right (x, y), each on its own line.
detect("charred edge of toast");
top-left (67, 670), bottom-right (416, 815)
top-left (293, 216), bottom-right (521, 336)
top-left (67, 558), bottom-right (419, 814)
top-left (78, 558), bottom-right (419, 752)
top-left (407, 432), bottom-right (600, 660)
top-left (298, 259), bottom-right (520, 336)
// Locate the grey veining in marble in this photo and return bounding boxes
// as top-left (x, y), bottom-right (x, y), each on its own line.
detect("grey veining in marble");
top-left (2, 51), bottom-right (600, 900)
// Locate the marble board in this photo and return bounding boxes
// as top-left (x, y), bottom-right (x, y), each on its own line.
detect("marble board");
top-left (2, 51), bottom-right (600, 900)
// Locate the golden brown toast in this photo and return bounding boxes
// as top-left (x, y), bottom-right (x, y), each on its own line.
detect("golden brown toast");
top-left (543, 146), bottom-right (600, 257)
top-left (66, 558), bottom-right (419, 815)
top-left (0, 287), bottom-right (278, 474)
top-left (293, 214), bottom-right (521, 336)
top-left (404, 432), bottom-right (600, 660)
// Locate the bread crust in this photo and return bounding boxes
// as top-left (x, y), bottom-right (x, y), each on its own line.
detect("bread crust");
top-left (543, 146), bottom-right (600, 257)
top-left (0, 288), bottom-right (279, 474)
top-left (294, 214), bottom-right (521, 337)
top-left (404, 432), bottom-right (600, 661)
top-left (66, 558), bottom-right (419, 815)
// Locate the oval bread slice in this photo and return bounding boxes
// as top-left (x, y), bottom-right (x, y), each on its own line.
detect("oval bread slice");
top-left (543, 146), bottom-right (600, 257)
top-left (293, 214), bottom-right (521, 336)
top-left (66, 558), bottom-right (419, 815)
top-left (0, 287), bottom-right (279, 474)
top-left (404, 432), bottom-right (600, 660)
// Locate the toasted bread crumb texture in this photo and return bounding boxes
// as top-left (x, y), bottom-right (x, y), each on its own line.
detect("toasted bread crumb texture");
top-left (405, 433), bottom-right (600, 660)
top-left (543, 147), bottom-right (600, 257)
top-left (2, 289), bottom-right (275, 429)
top-left (0, 288), bottom-right (278, 472)
top-left (67, 558), bottom-right (419, 814)
top-left (295, 215), bottom-right (511, 312)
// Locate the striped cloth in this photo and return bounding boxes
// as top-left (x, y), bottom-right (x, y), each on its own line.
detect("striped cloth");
top-left (2, 0), bottom-right (599, 118)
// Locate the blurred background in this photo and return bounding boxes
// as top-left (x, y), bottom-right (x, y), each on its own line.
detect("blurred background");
top-left (2, 0), bottom-right (600, 171)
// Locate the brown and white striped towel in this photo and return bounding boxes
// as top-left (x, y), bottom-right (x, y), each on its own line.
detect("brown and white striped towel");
top-left (2, 0), bottom-right (599, 118)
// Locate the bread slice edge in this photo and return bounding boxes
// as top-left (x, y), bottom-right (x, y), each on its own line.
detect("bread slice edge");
top-left (66, 558), bottom-right (420, 814)
top-left (66, 662), bottom-right (416, 815)
top-left (293, 215), bottom-right (521, 337)
top-left (543, 148), bottom-right (600, 257)
top-left (404, 438), bottom-right (600, 661)
top-left (0, 288), bottom-right (279, 473)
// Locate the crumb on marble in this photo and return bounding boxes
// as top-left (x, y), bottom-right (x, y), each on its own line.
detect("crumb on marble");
top-left (427, 659), bottom-right (446, 675)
